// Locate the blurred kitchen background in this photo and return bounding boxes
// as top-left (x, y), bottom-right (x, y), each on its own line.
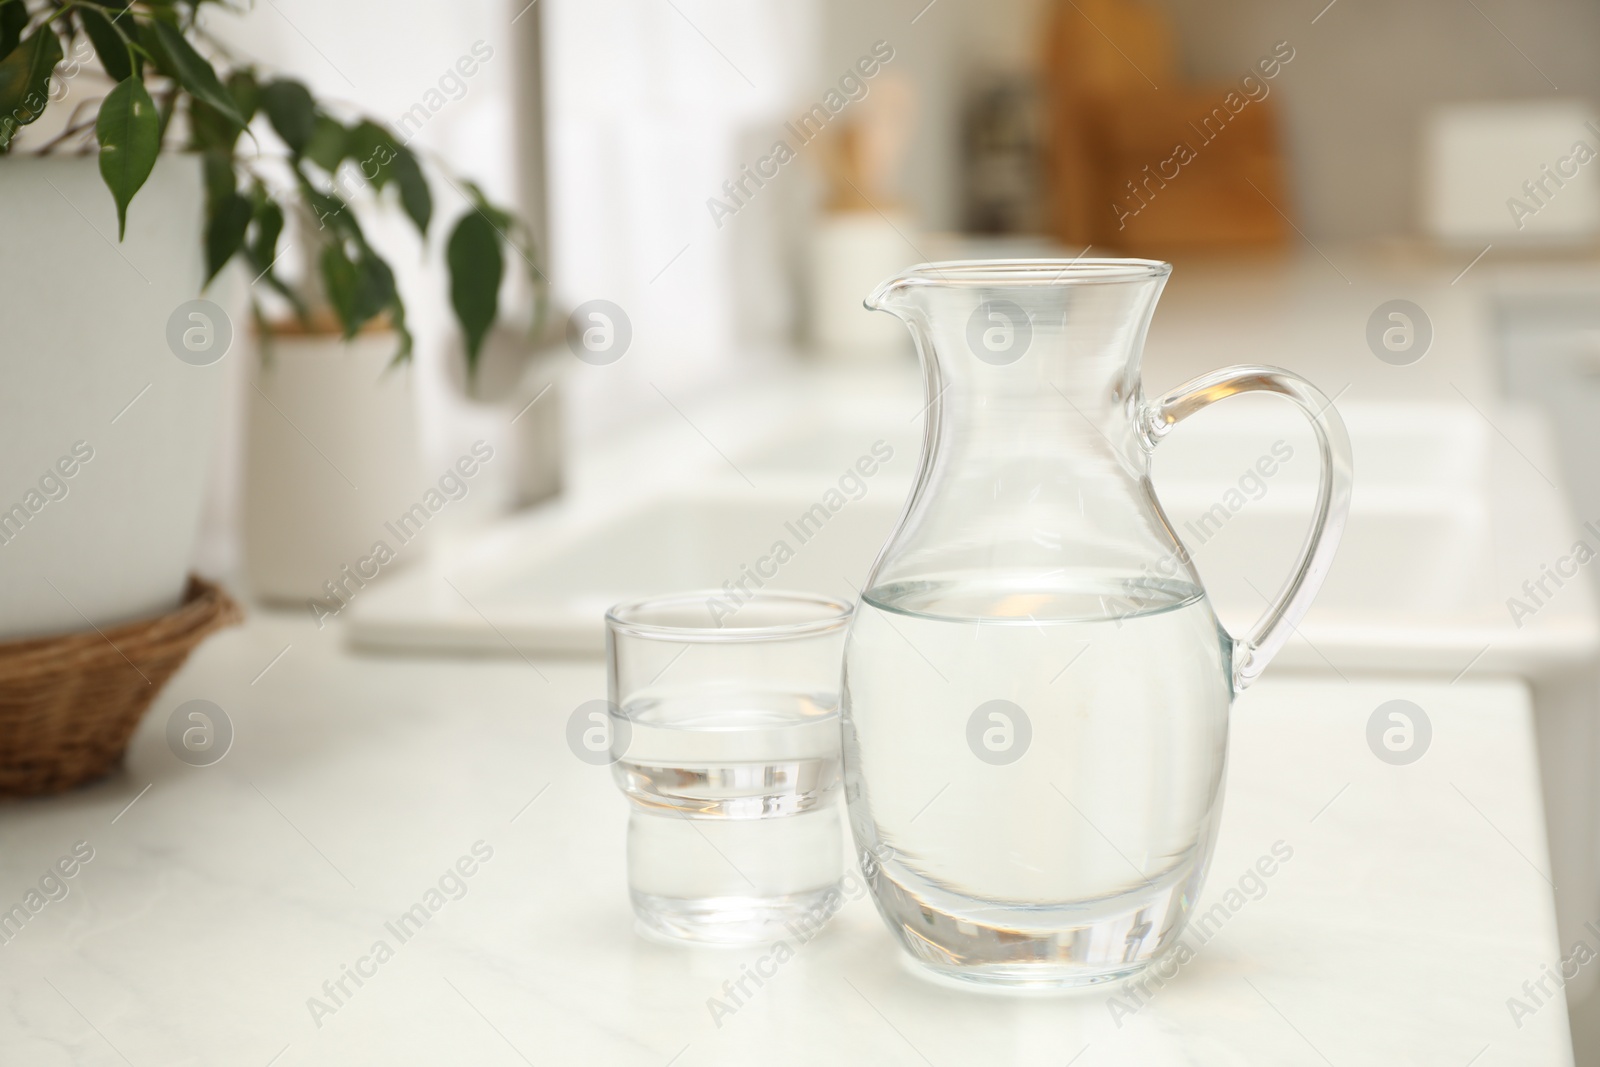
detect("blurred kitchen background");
top-left (11, 0), bottom-right (1600, 1059)
top-left (182, 0), bottom-right (1600, 547)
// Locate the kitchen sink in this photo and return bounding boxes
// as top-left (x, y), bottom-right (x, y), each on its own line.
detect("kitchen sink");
top-left (346, 486), bottom-right (902, 655)
top-left (346, 394), bottom-right (1594, 676)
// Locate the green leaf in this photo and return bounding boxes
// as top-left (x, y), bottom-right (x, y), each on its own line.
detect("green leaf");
top-left (350, 250), bottom-right (395, 331)
top-left (187, 71), bottom-right (255, 154)
top-left (205, 192), bottom-right (251, 286)
top-left (196, 105), bottom-right (236, 154)
top-left (124, 21), bottom-right (169, 80)
top-left (388, 144), bottom-right (431, 236)
top-left (291, 171), bottom-right (362, 249)
top-left (446, 210), bottom-right (503, 375)
top-left (304, 184), bottom-right (353, 239)
top-left (462, 179), bottom-right (512, 226)
top-left (189, 100), bottom-right (235, 152)
top-left (0, 27), bottom-right (64, 151)
top-left (201, 149), bottom-right (234, 204)
top-left (346, 120), bottom-right (431, 236)
top-left (343, 121), bottom-right (392, 187)
top-left (0, 2), bottom-right (28, 63)
top-left (320, 241), bottom-right (359, 335)
top-left (244, 195), bottom-right (307, 322)
top-left (78, 7), bottom-right (133, 83)
top-left (304, 114), bottom-right (346, 172)
top-left (260, 78), bottom-right (314, 156)
top-left (95, 76), bottom-right (160, 240)
top-left (150, 21), bottom-right (242, 127)
top-left (227, 68), bottom-right (258, 123)
top-left (320, 229), bottom-right (398, 340)
top-left (247, 196), bottom-right (283, 274)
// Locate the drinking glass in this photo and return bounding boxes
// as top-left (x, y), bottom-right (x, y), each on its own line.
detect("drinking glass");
top-left (606, 590), bottom-right (852, 943)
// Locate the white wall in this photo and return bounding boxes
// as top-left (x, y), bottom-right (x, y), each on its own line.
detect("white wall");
top-left (541, 0), bottom-right (821, 442)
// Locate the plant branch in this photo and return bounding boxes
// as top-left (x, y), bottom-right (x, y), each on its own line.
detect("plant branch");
top-left (33, 107), bottom-right (99, 153)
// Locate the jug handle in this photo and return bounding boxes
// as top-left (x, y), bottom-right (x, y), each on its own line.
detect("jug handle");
top-left (1141, 365), bottom-right (1353, 691)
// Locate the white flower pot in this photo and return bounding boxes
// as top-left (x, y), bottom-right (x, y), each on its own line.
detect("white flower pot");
top-left (243, 329), bottom-right (425, 606)
top-left (0, 155), bottom-right (234, 640)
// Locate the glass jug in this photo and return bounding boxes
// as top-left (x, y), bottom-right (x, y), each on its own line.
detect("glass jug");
top-left (841, 259), bottom-right (1352, 988)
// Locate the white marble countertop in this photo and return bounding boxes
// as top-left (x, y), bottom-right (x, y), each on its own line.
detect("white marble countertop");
top-left (0, 612), bottom-right (1573, 1065)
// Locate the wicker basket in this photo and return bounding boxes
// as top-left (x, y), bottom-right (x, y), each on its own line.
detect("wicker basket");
top-left (0, 576), bottom-right (243, 798)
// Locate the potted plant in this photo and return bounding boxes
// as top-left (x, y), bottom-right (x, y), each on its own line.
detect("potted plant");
top-left (0, 0), bottom-right (538, 620)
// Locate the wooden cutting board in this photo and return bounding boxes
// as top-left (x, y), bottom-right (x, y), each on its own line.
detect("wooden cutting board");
top-left (1040, 0), bottom-right (1290, 251)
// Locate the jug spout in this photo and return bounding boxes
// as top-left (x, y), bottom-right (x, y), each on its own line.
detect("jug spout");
top-left (863, 272), bottom-right (917, 317)
top-left (863, 259), bottom-right (1172, 381)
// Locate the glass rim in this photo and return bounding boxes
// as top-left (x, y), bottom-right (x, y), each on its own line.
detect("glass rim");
top-left (867, 258), bottom-right (1171, 305)
top-left (605, 589), bottom-right (854, 642)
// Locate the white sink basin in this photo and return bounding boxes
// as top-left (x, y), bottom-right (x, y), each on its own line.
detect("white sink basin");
top-left (347, 395), bottom-right (1597, 679)
top-left (348, 486), bottom-right (902, 655)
